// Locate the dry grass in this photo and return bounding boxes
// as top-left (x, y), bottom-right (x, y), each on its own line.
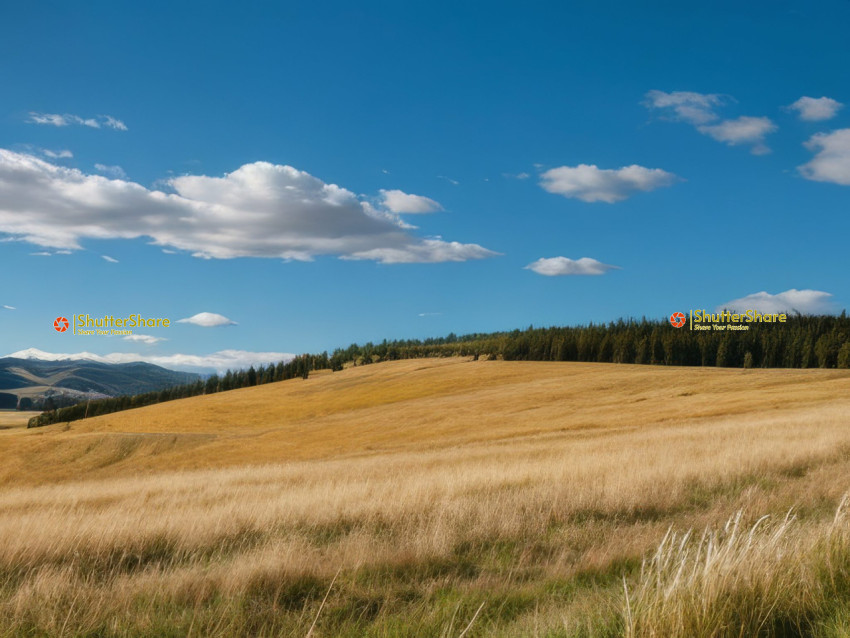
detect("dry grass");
top-left (1, 358), bottom-right (850, 636)
top-left (0, 411), bottom-right (39, 431)
top-left (3, 358), bottom-right (849, 484)
top-left (623, 500), bottom-right (850, 638)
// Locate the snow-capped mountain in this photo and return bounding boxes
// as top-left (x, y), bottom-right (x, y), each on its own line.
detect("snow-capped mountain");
top-left (0, 353), bottom-right (201, 408)
top-left (3, 348), bottom-right (111, 363)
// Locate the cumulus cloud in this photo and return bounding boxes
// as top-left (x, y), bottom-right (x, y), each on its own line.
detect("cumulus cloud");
top-left (342, 239), bottom-right (498, 263)
top-left (142, 349), bottom-right (294, 373)
top-left (0, 150), bottom-right (496, 264)
top-left (123, 334), bottom-right (166, 344)
top-left (102, 255), bottom-right (119, 263)
top-left (177, 312), bottom-right (237, 327)
top-left (644, 90), bottom-right (777, 154)
top-left (26, 112), bottom-right (127, 130)
top-left (697, 116), bottom-right (777, 154)
top-left (95, 163), bottom-right (127, 179)
top-left (719, 289), bottom-right (835, 315)
top-left (643, 90), bottom-right (727, 124)
top-left (798, 129), bottom-right (850, 185)
top-left (525, 256), bottom-right (619, 276)
top-left (539, 164), bottom-right (677, 203)
top-left (379, 189), bottom-right (443, 214)
top-left (788, 96), bottom-right (843, 122)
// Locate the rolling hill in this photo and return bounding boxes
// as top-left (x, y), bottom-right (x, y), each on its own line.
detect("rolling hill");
top-left (4, 356), bottom-right (850, 482)
top-left (2, 358), bottom-right (850, 636)
top-left (0, 353), bottom-right (199, 407)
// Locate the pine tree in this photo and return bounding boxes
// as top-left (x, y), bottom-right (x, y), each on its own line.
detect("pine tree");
top-left (838, 342), bottom-right (850, 369)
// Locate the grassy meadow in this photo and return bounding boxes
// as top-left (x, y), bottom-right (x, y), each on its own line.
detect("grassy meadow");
top-left (2, 358), bottom-right (850, 636)
top-left (0, 411), bottom-right (39, 431)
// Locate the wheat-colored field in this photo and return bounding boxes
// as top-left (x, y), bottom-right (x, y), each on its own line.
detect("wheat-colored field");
top-left (2, 358), bottom-right (850, 637)
top-left (0, 411), bottom-right (39, 430)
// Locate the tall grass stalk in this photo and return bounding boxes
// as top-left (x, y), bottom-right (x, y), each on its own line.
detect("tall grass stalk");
top-left (623, 497), bottom-right (850, 638)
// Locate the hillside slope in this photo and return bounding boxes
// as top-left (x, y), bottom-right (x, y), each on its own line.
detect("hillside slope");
top-left (0, 357), bottom-right (199, 404)
top-left (4, 358), bottom-right (850, 636)
top-left (3, 357), bottom-right (849, 484)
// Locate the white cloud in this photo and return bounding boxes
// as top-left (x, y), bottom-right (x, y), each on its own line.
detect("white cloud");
top-left (539, 164), bottom-right (677, 203)
top-left (2, 305), bottom-right (15, 310)
top-left (2, 348), bottom-right (293, 373)
top-left (788, 96), bottom-right (843, 122)
top-left (29, 251), bottom-right (52, 256)
top-left (719, 289), bottom-right (835, 315)
top-left (437, 175), bottom-right (459, 185)
top-left (525, 256), bottom-right (619, 276)
top-left (643, 90), bottom-right (727, 124)
top-left (27, 113), bottom-right (69, 127)
top-left (102, 255), bottom-right (119, 263)
top-left (379, 189), bottom-right (443, 214)
top-left (798, 129), bottom-right (850, 185)
top-left (0, 150), bottom-right (496, 264)
top-left (177, 312), bottom-right (237, 327)
top-left (26, 112), bottom-right (127, 130)
top-left (42, 149), bottom-right (73, 159)
top-left (140, 349), bottom-right (294, 373)
top-left (342, 239), bottom-right (496, 263)
top-left (123, 334), bottom-right (166, 345)
top-left (95, 163), bottom-right (127, 179)
top-left (645, 90), bottom-right (777, 153)
top-left (102, 115), bottom-right (128, 131)
top-left (697, 116), bottom-right (777, 154)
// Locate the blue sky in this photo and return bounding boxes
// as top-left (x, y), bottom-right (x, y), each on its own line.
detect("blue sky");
top-left (1, 1), bottom-right (849, 371)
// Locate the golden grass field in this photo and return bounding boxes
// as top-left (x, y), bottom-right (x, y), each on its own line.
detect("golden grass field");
top-left (0, 411), bottom-right (39, 430)
top-left (2, 358), bottom-right (850, 637)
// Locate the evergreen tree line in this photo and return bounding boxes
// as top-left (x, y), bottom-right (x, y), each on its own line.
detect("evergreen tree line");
top-left (329, 314), bottom-right (850, 370)
top-left (27, 353), bottom-right (327, 428)
top-left (28, 313), bottom-right (850, 429)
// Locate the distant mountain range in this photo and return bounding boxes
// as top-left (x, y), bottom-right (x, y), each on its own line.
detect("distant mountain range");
top-left (5, 348), bottom-right (148, 364)
top-left (0, 350), bottom-right (199, 410)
